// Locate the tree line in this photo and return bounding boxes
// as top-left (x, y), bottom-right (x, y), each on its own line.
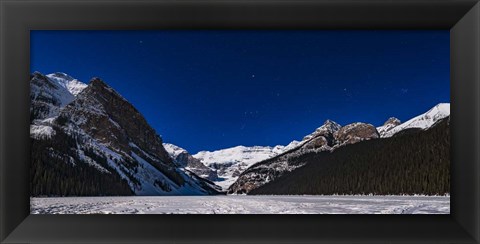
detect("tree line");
top-left (31, 128), bottom-right (133, 196)
top-left (250, 118), bottom-right (450, 195)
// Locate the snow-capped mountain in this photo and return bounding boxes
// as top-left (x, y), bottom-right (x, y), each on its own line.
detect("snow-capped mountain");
top-left (30, 72), bottom-right (220, 196)
top-left (249, 116), bottom-right (451, 196)
top-left (191, 142), bottom-right (300, 190)
top-left (174, 118), bottom-right (380, 192)
top-left (30, 72), bottom-right (86, 121)
top-left (31, 72), bottom-right (451, 197)
top-left (163, 143), bottom-right (218, 181)
top-left (378, 103), bottom-right (450, 138)
top-left (228, 120), bottom-right (380, 194)
top-left (30, 72), bottom-right (88, 139)
top-left (46, 72), bottom-right (88, 96)
top-left (302, 119), bottom-right (341, 142)
top-left (376, 117), bottom-right (401, 137)
top-left (228, 103), bottom-right (450, 194)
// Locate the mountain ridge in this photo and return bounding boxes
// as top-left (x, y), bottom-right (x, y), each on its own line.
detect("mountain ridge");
top-left (163, 102), bottom-right (450, 193)
top-left (30, 72), bottom-right (221, 196)
top-left (378, 103), bottom-right (450, 138)
top-left (31, 71), bottom-right (450, 196)
top-left (250, 116), bottom-right (450, 196)
top-left (228, 103), bottom-right (450, 194)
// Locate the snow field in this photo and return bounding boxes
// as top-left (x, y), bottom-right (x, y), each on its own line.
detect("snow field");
top-left (31, 195), bottom-right (449, 214)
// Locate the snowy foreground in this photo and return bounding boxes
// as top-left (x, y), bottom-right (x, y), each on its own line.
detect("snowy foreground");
top-left (31, 195), bottom-right (449, 214)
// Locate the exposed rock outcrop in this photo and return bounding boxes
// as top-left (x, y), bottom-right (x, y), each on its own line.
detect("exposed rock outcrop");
top-left (31, 72), bottom-right (221, 196)
top-left (334, 122), bottom-right (379, 146)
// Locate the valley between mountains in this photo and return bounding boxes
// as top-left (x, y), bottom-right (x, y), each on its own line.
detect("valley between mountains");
top-left (30, 72), bottom-right (450, 197)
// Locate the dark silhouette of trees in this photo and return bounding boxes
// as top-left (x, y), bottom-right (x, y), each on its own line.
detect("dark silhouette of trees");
top-left (31, 129), bottom-right (133, 196)
top-left (250, 118), bottom-right (450, 196)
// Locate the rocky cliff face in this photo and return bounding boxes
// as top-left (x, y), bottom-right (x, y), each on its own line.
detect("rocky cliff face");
top-left (302, 120), bottom-right (340, 150)
top-left (228, 120), bottom-right (381, 194)
top-left (250, 117), bottom-right (451, 196)
top-left (228, 103), bottom-right (450, 194)
top-left (30, 72), bottom-right (221, 196)
top-left (192, 142), bottom-right (301, 190)
top-left (379, 103), bottom-right (450, 138)
top-left (334, 122), bottom-right (379, 146)
top-left (163, 143), bottom-right (218, 181)
top-left (60, 78), bottom-right (173, 165)
top-left (30, 72), bottom-right (80, 121)
top-left (377, 117), bottom-right (401, 137)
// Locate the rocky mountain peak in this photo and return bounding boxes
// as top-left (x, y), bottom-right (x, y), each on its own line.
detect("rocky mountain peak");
top-left (322, 119), bottom-right (342, 131)
top-left (89, 77), bottom-right (110, 89)
top-left (163, 143), bottom-right (219, 181)
top-left (49, 72), bottom-right (76, 81)
top-left (63, 77), bottom-right (172, 166)
top-left (31, 72), bottom-right (52, 88)
top-left (383, 117), bottom-right (401, 126)
top-left (334, 122), bottom-right (379, 146)
top-left (377, 117), bottom-right (401, 137)
top-left (302, 119), bottom-right (341, 142)
top-left (30, 71), bottom-right (82, 121)
top-left (46, 72), bottom-right (87, 96)
top-left (32, 71), bottom-right (46, 79)
top-left (31, 72), bottom-right (221, 196)
top-left (379, 103), bottom-right (450, 138)
top-left (301, 120), bottom-right (341, 150)
top-left (323, 119), bottom-right (336, 125)
top-left (229, 104), bottom-right (449, 195)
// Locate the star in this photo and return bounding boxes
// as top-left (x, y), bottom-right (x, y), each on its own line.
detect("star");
top-left (251, 74), bottom-right (255, 78)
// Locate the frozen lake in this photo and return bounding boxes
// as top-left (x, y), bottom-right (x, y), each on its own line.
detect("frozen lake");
top-left (31, 195), bottom-right (450, 214)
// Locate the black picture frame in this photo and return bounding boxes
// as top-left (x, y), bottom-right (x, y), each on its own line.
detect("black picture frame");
top-left (1, 0), bottom-right (479, 243)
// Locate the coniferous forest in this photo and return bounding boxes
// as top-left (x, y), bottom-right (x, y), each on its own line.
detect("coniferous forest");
top-left (250, 117), bottom-right (450, 195)
top-left (31, 129), bottom-right (133, 196)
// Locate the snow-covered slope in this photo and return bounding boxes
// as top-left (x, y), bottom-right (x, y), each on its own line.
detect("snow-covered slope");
top-left (380, 103), bottom-right (450, 138)
top-left (228, 120), bottom-right (381, 194)
top-left (30, 72), bottom-right (220, 196)
top-left (194, 145), bottom-right (291, 168)
top-left (163, 143), bottom-right (219, 181)
top-left (192, 142), bottom-right (300, 190)
top-left (163, 143), bottom-right (190, 160)
top-left (376, 117), bottom-right (401, 138)
top-left (46, 72), bottom-right (88, 96)
top-left (30, 72), bottom-right (87, 120)
top-left (228, 104), bottom-right (449, 194)
top-left (192, 119), bottom-right (374, 191)
top-left (30, 72), bottom-right (88, 139)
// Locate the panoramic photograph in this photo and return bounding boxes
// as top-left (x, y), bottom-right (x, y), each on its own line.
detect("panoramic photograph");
top-left (30, 30), bottom-right (450, 214)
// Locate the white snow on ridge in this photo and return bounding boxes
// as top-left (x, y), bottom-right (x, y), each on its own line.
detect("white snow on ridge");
top-left (30, 125), bottom-right (56, 139)
top-left (194, 145), bottom-right (286, 167)
top-left (163, 143), bottom-right (188, 158)
top-left (46, 72), bottom-right (87, 96)
top-left (376, 119), bottom-right (399, 137)
top-left (283, 140), bottom-right (302, 151)
top-left (302, 120), bottom-right (341, 141)
top-left (380, 103), bottom-right (450, 138)
top-left (30, 72), bottom-right (88, 121)
top-left (30, 195), bottom-right (450, 214)
top-left (77, 149), bottom-right (111, 174)
top-left (190, 143), bottom-right (302, 190)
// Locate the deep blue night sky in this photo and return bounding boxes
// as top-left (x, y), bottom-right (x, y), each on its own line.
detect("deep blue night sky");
top-left (31, 30), bottom-right (450, 153)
